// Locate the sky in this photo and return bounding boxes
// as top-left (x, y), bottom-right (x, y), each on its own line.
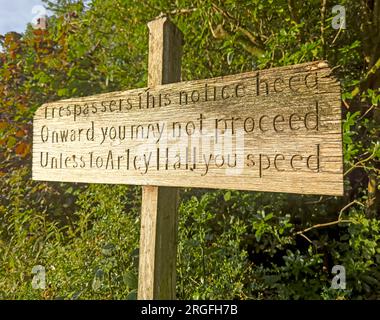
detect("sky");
top-left (0, 0), bottom-right (49, 35)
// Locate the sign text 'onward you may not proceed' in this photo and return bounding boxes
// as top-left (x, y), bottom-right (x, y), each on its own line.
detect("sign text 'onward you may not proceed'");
top-left (33, 61), bottom-right (343, 196)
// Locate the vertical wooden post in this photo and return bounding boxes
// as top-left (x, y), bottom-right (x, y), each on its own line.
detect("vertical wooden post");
top-left (137, 16), bottom-right (183, 300)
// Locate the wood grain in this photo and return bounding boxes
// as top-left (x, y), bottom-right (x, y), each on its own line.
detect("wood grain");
top-left (138, 16), bottom-right (181, 300)
top-left (32, 60), bottom-right (343, 196)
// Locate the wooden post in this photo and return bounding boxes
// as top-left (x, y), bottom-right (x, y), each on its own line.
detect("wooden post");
top-left (137, 16), bottom-right (183, 300)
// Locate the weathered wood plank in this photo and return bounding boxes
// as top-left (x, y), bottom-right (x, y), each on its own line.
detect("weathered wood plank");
top-left (138, 17), bottom-right (182, 300)
top-left (32, 60), bottom-right (343, 195)
top-left (139, 184), bottom-right (179, 299)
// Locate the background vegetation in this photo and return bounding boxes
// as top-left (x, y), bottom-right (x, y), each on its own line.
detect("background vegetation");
top-left (0, 0), bottom-right (379, 299)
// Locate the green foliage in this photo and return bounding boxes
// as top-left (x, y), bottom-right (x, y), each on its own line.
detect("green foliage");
top-left (0, 0), bottom-right (379, 300)
top-left (177, 192), bottom-right (253, 299)
top-left (0, 170), bottom-right (141, 299)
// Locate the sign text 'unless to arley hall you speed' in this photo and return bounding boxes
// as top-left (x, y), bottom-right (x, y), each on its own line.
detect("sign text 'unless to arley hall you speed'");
top-left (33, 61), bottom-right (343, 196)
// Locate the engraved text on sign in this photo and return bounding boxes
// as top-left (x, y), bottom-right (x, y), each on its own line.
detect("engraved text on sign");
top-left (32, 61), bottom-right (343, 195)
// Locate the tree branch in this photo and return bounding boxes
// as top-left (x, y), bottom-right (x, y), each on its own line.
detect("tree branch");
top-left (344, 145), bottom-right (379, 176)
top-left (295, 219), bottom-right (353, 236)
top-left (294, 200), bottom-right (364, 238)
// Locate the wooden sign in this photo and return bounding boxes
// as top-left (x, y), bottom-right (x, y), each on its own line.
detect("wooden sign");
top-left (33, 60), bottom-right (343, 196)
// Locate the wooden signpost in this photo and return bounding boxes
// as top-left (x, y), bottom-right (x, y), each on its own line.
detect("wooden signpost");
top-left (32, 17), bottom-right (343, 299)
